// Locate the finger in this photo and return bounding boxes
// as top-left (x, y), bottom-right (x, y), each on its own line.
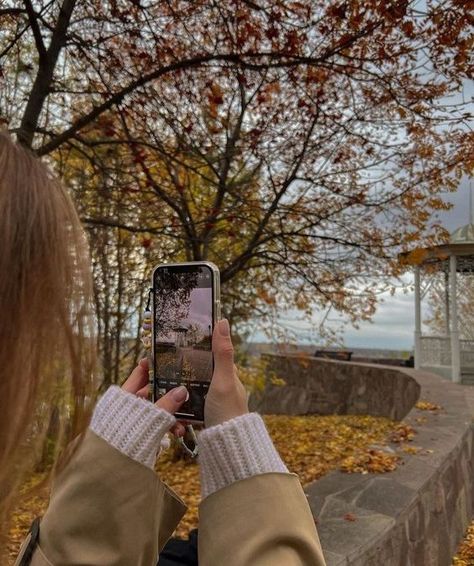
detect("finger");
top-left (139, 357), bottom-right (149, 370)
top-left (122, 359), bottom-right (148, 394)
top-left (136, 384), bottom-right (149, 399)
top-left (212, 319), bottom-right (235, 378)
top-left (155, 386), bottom-right (188, 415)
top-left (170, 422), bottom-right (186, 437)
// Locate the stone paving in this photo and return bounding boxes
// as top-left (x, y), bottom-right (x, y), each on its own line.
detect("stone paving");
top-left (255, 357), bottom-right (474, 566)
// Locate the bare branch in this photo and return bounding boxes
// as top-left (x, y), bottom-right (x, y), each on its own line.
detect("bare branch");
top-left (22, 0), bottom-right (47, 62)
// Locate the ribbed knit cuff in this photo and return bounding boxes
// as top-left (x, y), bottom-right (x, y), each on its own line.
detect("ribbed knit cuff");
top-left (90, 385), bottom-right (176, 469)
top-left (198, 413), bottom-right (288, 499)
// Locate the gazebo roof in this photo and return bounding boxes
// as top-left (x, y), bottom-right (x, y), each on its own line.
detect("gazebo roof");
top-left (450, 223), bottom-right (474, 245)
top-left (428, 222), bottom-right (474, 259)
top-left (399, 222), bottom-right (474, 271)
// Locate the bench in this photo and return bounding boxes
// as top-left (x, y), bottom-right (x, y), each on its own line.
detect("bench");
top-left (314, 350), bottom-right (353, 362)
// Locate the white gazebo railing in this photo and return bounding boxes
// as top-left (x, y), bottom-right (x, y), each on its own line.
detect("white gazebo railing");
top-left (419, 336), bottom-right (474, 377)
top-left (420, 336), bottom-right (452, 367)
top-left (460, 340), bottom-right (474, 369)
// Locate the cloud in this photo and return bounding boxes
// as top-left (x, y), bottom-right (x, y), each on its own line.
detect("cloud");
top-left (251, 281), bottom-right (438, 350)
top-left (250, 84), bottom-right (473, 349)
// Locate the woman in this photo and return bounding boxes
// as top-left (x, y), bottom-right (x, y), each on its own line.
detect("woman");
top-left (0, 132), bottom-right (326, 566)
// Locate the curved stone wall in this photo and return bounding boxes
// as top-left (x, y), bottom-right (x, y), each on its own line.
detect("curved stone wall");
top-left (250, 354), bottom-right (420, 420)
top-left (251, 355), bottom-right (474, 566)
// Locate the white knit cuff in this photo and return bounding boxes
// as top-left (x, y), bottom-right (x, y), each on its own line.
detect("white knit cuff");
top-left (198, 413), bottom-right (288, 499)
top-left (90, 385), bottom-right (176, 469)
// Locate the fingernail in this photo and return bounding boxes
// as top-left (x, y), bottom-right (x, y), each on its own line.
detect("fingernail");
top-left (171, 386), bottom-right (188, 402)
top-left (218, 319), bottom-right (230, 336)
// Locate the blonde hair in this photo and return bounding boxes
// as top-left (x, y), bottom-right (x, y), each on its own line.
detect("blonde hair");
top-left (0, 132), bottom-right (96, 549)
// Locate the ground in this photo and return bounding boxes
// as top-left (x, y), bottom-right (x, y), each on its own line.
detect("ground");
top-left (454, 522), bottom-right (474, 566)
top-left (6, 414), bottom-right (474, 565)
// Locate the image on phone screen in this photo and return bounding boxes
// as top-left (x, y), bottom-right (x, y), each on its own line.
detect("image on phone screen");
top-left (153, 265), bottom-right (214, 421)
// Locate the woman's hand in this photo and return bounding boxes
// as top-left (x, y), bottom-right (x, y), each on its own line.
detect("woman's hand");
top-left (122, 359), bottom-right (187, 437)
top-left (205, 319), bottom-right (248, 428)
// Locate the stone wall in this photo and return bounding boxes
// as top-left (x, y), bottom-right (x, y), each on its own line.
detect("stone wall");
top-left (252, 356), bottom-right (474, 566)
top-left (250, 354), bottom-right (420, 420)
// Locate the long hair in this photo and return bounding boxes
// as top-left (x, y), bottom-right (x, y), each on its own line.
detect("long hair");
top-left (0, 132), bottom-right (97, 549)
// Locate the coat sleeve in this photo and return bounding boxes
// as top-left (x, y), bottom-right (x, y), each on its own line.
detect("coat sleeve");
top-left (198, 472), bottom-right (326, 566)
top-left (14, 429), bottom-right (186, 566)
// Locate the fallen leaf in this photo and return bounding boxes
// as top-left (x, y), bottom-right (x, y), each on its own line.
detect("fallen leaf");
top-left (416, 400), bottom-right (442, 411)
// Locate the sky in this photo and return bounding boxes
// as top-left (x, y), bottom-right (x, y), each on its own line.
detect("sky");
top-left (251, 175), bottom-right (474, 351)
top-left (340, 175), bottom-right (474, 350)
top-left (158, 287), bottom-right (212, 343)
top-left (248, 75), bottom-right (474, 350)
top-left (184, 287), bottom-right (213, 332)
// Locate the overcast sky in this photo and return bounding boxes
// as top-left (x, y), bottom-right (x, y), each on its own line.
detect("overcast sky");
top-left (249, 78), bottom-right (474, 350)
top-left (184, 287), bottom-right (213, 332)
top-left (351, 175), bottom-right (474, 348)
top-left (263, 175), bottom-right (474, 351)
top-left (250, 165), bottom-right (473, 350)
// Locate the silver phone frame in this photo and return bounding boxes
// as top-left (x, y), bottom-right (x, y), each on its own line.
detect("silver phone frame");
top-left (150, 261), bottom-right (221, 422)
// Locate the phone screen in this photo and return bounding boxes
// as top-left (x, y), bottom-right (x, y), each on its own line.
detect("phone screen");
top-left (153, 264), bottom-right (214, 421)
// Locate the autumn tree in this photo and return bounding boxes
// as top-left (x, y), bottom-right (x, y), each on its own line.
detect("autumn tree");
top-left (56, 137), bottom-right (162, 385)
top-left (80, 36), bottom-right (471, 336)
top-left (153, 270), bottom-right (198, 336)
top-left (0, 1), bottom-right (471, 153)
top-left (1, 0), bottom-right (472, 347)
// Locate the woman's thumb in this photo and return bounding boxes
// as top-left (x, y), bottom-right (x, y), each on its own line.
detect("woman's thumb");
top-left (212, 319), bottom-right (235, 376)
top-left (155, 386), bottom-right (188, 414)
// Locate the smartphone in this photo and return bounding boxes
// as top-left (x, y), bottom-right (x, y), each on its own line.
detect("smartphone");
top-left (151, 262), bottom-right (221, 422)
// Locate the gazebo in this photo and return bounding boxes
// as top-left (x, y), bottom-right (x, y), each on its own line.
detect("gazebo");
top-left (403, 223), bottom-right (474, 384)
top-left (173, 326), bottom-right (189, 348)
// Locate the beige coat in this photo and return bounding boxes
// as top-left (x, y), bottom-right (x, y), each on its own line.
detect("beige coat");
top-left (15, 430), bottom-right (326, 566)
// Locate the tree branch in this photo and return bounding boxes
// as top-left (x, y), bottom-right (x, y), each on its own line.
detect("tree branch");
top-left (0, 8), bottom-right (25, 17)
top-left (18, 0), bottom-right (77, 148)
top-left (22, 0), bottom-right (47, 62)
